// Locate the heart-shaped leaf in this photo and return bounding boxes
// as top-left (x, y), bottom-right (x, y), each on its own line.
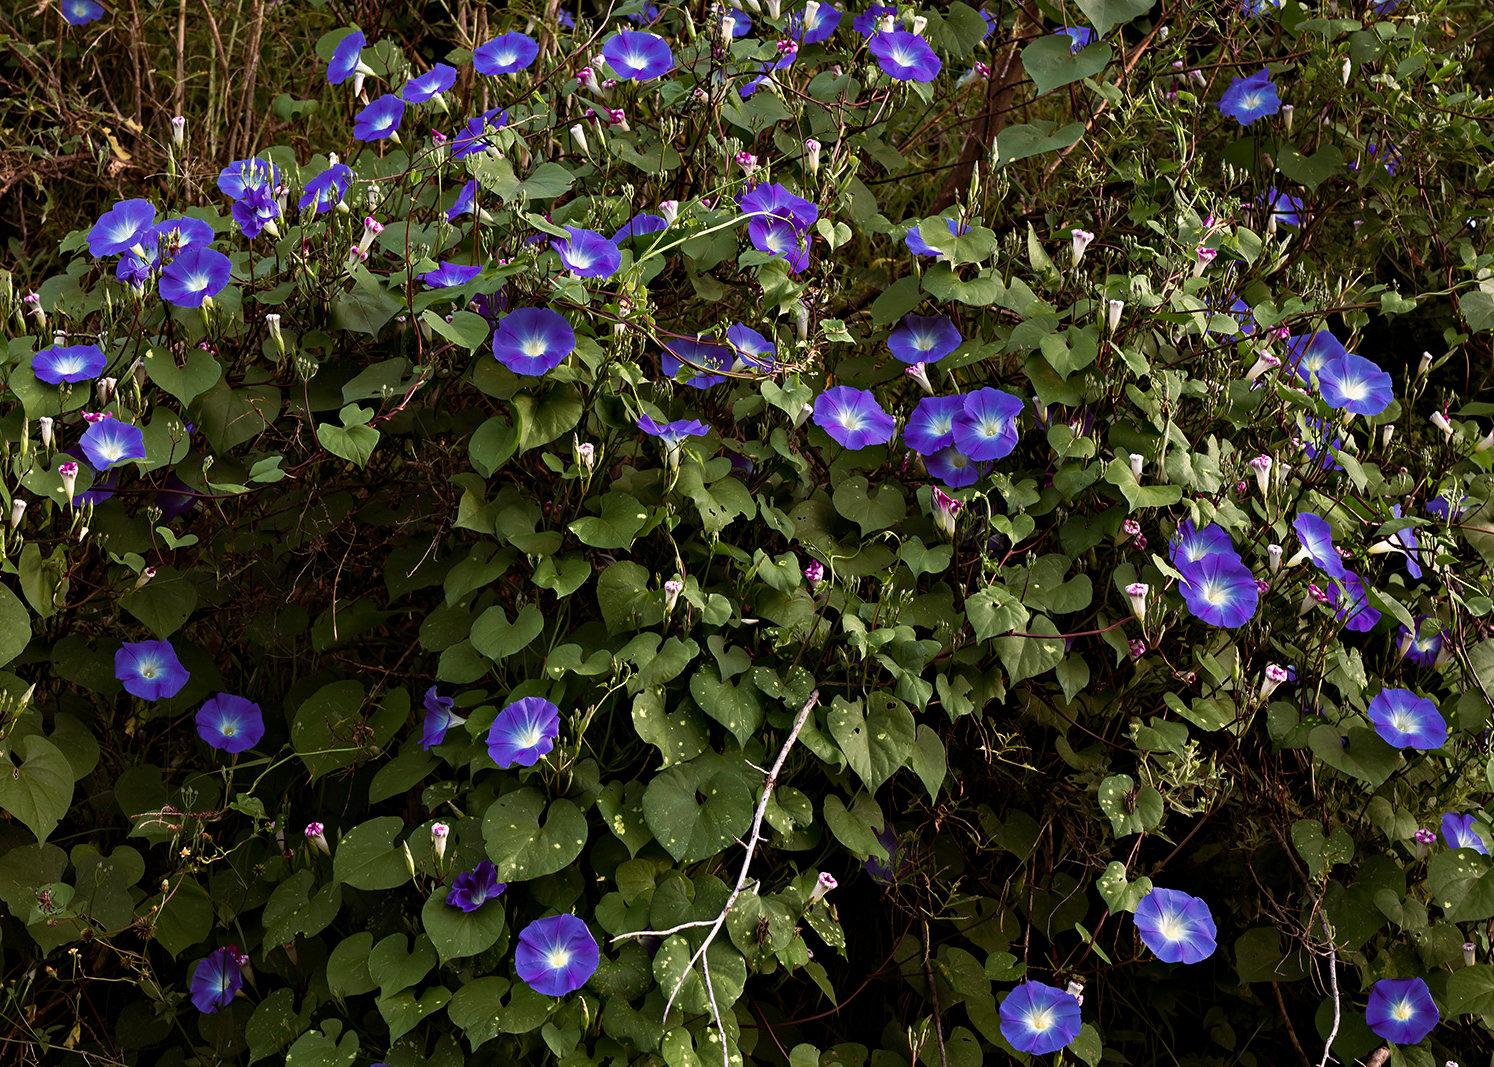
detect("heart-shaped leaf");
top-left (641, 752), bottom-right (754, 863)
top-left (827, 694), bottom-right (916, 793)
top-left (368, 933), bottom-right (437, 998)
top-left (0, 736), bottom-right (72, 842)
top-left (689, 666), bottom-right (763, 749)
top-left (482, 789), bottom-right (588, 881)
top-left (1021, 38), bottom-right (1113, 95)
top-left (1277, 144), bottom-right (1344, 191)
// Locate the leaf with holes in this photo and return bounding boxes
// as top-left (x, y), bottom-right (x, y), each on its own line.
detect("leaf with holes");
top-left (827, 694), bottom-right (916, 793)
top-left (482, 788), bottom-right (588, 881)
top-left (641, 752), bottom-right (754, 863)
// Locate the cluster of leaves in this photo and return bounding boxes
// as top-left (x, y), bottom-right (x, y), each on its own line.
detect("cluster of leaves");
top-left (8, 1), bottom-right (1494, 1066)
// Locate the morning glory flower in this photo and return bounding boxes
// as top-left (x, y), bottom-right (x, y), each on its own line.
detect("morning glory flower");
top-left (491, 308), bottom-right (576, 377)
top-left (887, 313), bottom-right (962, 364)
top-left (601, 30), bottom-right (674, 81)
top-left (906, 216), bottom-right (970, 257)
top-left (1331, 570), bottom-right (1381, 632)
top-left (1365, 977), bottom-right (1438, 1045)
top-left (611, 214), bottom-right (668, 244)
top-left (420, 685), bottom-right (467, 749)
top-left (196, 694), bottom-right (265, 753)
top-left (864, 823), bottom-right (907, 885)
top-left (232, 183), bottom-right (280, 239)
top-left (451, 109), bottom-right (508, 158)
top-left (551, 226), bottom-right (621, 279)
top-left (1373, 503), bottom-right (1423, 579)
top-left (738, 183), bottom-right (820, 231)
top-left (1367, 688), bottom-right (1445, 750)
top-left (474, 32), bottom-right (539, 75)
top-left (626, 2), bottom-right (661, 23)
top-left (1178, 552), bottom-right (1258, 627)
top-left (80, 419), bottom-right (146, 470)
top-left (999, 982), bottom-right (1082, 1056)
top-left (298, 163), bottom-right (353, 214)
top-left (905, 395), bottom-right (966, 455)
top-left (853, 5), bottom-right (897, 35)
top-left (190, 948), bottom-right (243, 1013)
top-left (639, 415), bottom-right (711, 444)
top-left (159, 246), bottom-right (231, 308)
top-left (420, 261), bottom-right (483, 288)
top-left (1262, 189), bottom-right (1303, 227)
top-left (726, 324), bottom-right (777, 371)
top-left (402, 63), bottom-right (457, 101)
top-left (661, 338), bottom-right (732, 388)
top-left (61, 0), bottom-right (107, 24)
top-left (1216, 67), bottom-right (1280, 126)
top-left (488, 696), bottom-right (561, 768)
top-left (1290, 513), bottom-right (1346, 580)
top-left (88, 199), bottom-right (157, 257)
top-left (813, 386), bottom-right (896, 449)
top-left (1054, 27), bottom-right (1096, 53)
top-left (515, 914), bottom-right (600, 996)
top-left (1397, 616), bottom-right (1444, 667)
top-left (926, 446), bottom-right (987, 488)
top-left (327, 29), bottom-right (366, 85)
top-left (1441, 813), bottom-right (1489, 854)
top-left (1169, 520), bottom-right (1237, 566)
top-left (116, 639), bottom-right (190, 700)
top-left (748, 218), bottom-right (810, 272)
top-left (354, 95), bottom-right (406, 141)
top-left (216, 158), bottom-right (280, 201)
top-left (445, 180), bottom-right (478, 223)
top-left (1319, 353), bottom-right (1393, 416)
top-left (1285, 330), bottom-right (1347, 387)
top-left (151, 217), bottom-right (215, 255)
top-left (1134, 887), bottom-right (1218, 963)
top-left (953, 387), bottom-right (1024, 461)
top-left (1301, 415), bottom-right (1345, 471)
top-left (33, 344), bottom-right (107, 384)
top-left (791, 1), bottom-right (841, 43)
top-left (868, 31), bottom-right (942, 82)
top-left (446, 860), bottom-right (506, 912)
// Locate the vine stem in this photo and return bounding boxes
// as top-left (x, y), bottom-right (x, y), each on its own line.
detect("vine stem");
top-left (611, 689), bottom-right (821, 1067)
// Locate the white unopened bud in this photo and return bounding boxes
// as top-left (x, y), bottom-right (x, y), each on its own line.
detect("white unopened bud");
top-left (878, 14), bottom-right (894, 32)
top-left (1477, 428), bottom-right (1494, 453)
top-left (1419, 351), bottom-right (1433, 377)
top-left (795, 301), bottom-right (810, 341)
top-left (1382, 424), bottom-right (1395, 447)
top-left (804, 138), bottom-right (822, 175)
top-left (58, 462), bottom-right (78, 503)
top-left (133, 566), bottom-right (156, 590)
top-left (1267, 544), bottom-right (1282, 573)
top-left (659, 200), bottom-right (679, 225)
top-left (1129, 453), bottom-right (1144, 481)
top-left (905, 362), bottom-right (934, 394)
top-left (1430, 411), bottom-right (1454, 438)
top-left (571, 123), bottom-right (589, 157)
top-left (664, 579), bottom-right (684, 613)
top-left (266, 313), bottom-right (285, 356)
top-left (1107, 299), bottom-right (1124, 333)
top-left (431, 822), bottom-right (449, 864)
top-left (1071, 228), bottom-right (1095, 266)
top-left (97, 377), bottom-right (117, 404)
top-left (38, 417), bottom-right (53, 450)
top-left (794, 402), bottom-right (814, 430)
top-left (9, 499), bottom-right (25, 529)
top-left (911, 15), bottom-right (927, 35)
top-left (1341, 57), bottom-right (1352, 85)
top-left (1280, 104), bottom-right (1293, 135)
top-left (1125, 582), bottom-right (1149, 621)
top-left (171, 116), bottom-right (186, 148)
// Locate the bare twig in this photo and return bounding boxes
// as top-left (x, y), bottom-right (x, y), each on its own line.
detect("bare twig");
top-left (1317, 908), bottom-right (1338, 1067)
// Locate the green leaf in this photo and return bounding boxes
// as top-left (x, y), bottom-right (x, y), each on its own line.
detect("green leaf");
top-left (922, 263), bottom-right (1005, 306)
top-left (515, 384), bottom-right (584, 451)
top-left (284, 1027), bottom-right (359, 1067)
top-left (0, 736), bottom-right (73, 842)
top-left (1021, 38), bottom-right (1112, 95)
top-left (832, 476), bottom-right (906, 536)
top-left (1074, 0), bottom-right (1156, 38)
top-left (1461, 289), bottom-right (1494, 334)
top-left (119, 568), bottom-right (197, 639)
top-left (0, 583), bottom-right (31, 667)
top-left (469, 603), bottom-right (544, 661)
top-left (966, 584), bottom-right (1029, 641)
top-left (642, 752), bottom-right (754, 863)
top-left (995, 121), bottom-right (1085, 168)
top-left (469, 414), bottom-right (519, 477)
top-left (290, 680), bottom-right (368, 779)
top-left (569, 491), bottom-right (650, 549)
top-left (378, 987), bottom-right (451, 1043)
top-left (918, 219), bottom-right (999, 266)
top-left (420, 889), bottom-right (508, 964)
top-left (333, 816), bottom-right (412, 891)
top-left (1104, 458), bottom-right (1183, 509)
top-left (330, 282), bottom-right (402, 336)
top-left (597, 780), bottom-right (654, 857)
top-left (909, 724), bottom-right (946, 802)
top-left (482, 789), bottom-right (588, 881)
top-left (142, 346), bottom-right (222, 406)
top-left (1290, 819), bottom-right (1355, 880)
top-left (447, 976), bottom-right (511, 1050)
top-left (326, 931), bottom-right (377, 997)
top-left (689, 666), bottom-right (764, 749)
top-left (1428, 849), bottom-right (1494, 922)
top-left (368, 932), bottom-right (436, 998)
top-left (868, 274), bottom-right (922, 327)
top-left (827, 694), bottom-right (917, 793)
top-left (247, 987), bottom-right (306, 1064)
top-left (1097, 860), bottom-right (1152, 913)
top-left (1234, 927), bottom-right (1308, 983)
top-left (821, 794), bottom-right (889, 859)
top-left (995, 615), bottom-right (1066, 684)
top-left (195, 379), bottom-right (281, 452)
top-left (517, 161), bottom-right (575, 200)
top-left (421, 309), bottom-right (489, 352)
top-left (1277, 144), bottom-right (1344, 192)
top-left (1445, 964), bottom-right (1494, 1016)
top-left (1097, 774), bottom-right (1163, 838)
top-left (316, 404), bottom-right (381, 468)
top-left (1308, 725), bottom-right (1400, 789)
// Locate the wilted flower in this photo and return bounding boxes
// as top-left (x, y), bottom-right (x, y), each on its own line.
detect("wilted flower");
top-left (447, 860), bottom-right (506, 911)
top-left (804, 559), bottom-right (825, 588)
top-left (1128, 639), bottom-right (1146, 658)
top-left (1414, 827), bottom-right (1436, 860)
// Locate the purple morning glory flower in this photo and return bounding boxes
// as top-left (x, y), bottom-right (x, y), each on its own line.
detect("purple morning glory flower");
top-left (791, 1), bottom-right (841, 43)
top-left (1319, 353), bottom-right (1393, 416)
top-left (216, 158), bottom-right (281, 201)
top-left (611, 214), bottom-right (668, 244)
top-left (868, 31), bottom-right (942, 82)
top-left (1054, 26), bottom-right (1096, 53)
top-left (551, 227), bottom-right (621, 279)
top-left (159, 246), bottom-right (231, 308)
top-left (1384, 503), bottom-right (1424, 579)
top-left (80, 418), bottom-right (145, 470)
top-left (1292, 513), bottom-right (1347, 580)
top-left (853, 5), bottom-right (897, 35)
top-left (864, 823), bottom-right (907, 886)
top-left (1367, 688), bottom-right (1445, 750)
top-left (639, 415), bottom-right (710, 444)
top-left (1216, 67), bottom-right (1280, 126)
top-left (1365, 977), bottom-right (1438, 1045)
top-left (1441, 812), bottom-right (1488, 854)
top-left (491, 308), bottom-right (576, 377)
top-left (1427, 494), bottom-right (1471, 522)
top-left (515, 914), bottom-right (600, 996)
top-left (906, 216), bottom-right (970, 257)
top-left (738, 183), bottom-right (820, 232)
top-left (1134, 888), bottom-right (1218, 963)
top-left (1178, 552), bottom-right (1258, 627)
top-left (33, 344), bottom-right (106, 384)
top-left (299, 163), bottom-right (353, 215)
top-left (1224, 297), bottom-right (1258, 336)
top-left (1398, 615), bottom-right (1444, 667)
top-left (1301, 415), bottom-right (1344, 471)
top-left (747, 217), bottom-right (810, 272)
top-left (446, 860), bottom-right (506, 912)
top-left (487, 696), bottom-right (561, 768)
top-left (447, 180), bottom-right (477, 222)
top-left (926, 446), bottom-right (987, 488)
top-left (887, 313), bottom-right (962, 364)
top-left (451, 109), bottom-right (508, 159)
top-left (116, 639), bottom-right (190, 700)
top-left (601, 30), bottom-right (674, 81)
top-left (196, 694), bottom-right (265, 753)
top-left (402, 63), bottom-right (457, 101)
top-left (88, 199), bottom-right (156, 257)
top-left (726, 323), bottom-right (777, 371)
top-left (1262, 189), bottom-right (1303, 227)
top-left (661, 338), bottom-right (731, 388)
top-left (1169, 520), bottom-right (1236, 565)
top-left (1331, 569), bottom-right (1381, 632)
top-left (189, 948), bottom-right (242, 1013)
top-left (813, 386), bottom-right (896, 449)
top-left (117, 250), bottom-right (155, 289)
top-left (952, 387), bottom-right (1024, 461)
top-left (151, 217), bottom-right (215, 255)
top-left (61, 0), bottom-right (107, 24)
top-left (231, 183), bottom-right (280, 239)
top-left (327, 29), bottom-right (366, 85)
top-left (421, 685), bottom-right (467, 749)
top-left (626, 3), bottom-right (661, 23)
top-left (905, 395), bottom-right (966, 455)
top-left (726, 10), bottom-right (753, 35)
top-left (354, 94), bottom-right (406, 141)
top-left (474, 32), bottom-right (539, 75)
top-left (999, 981), bottom-right (1082, 1056)
top-left (1285, 330), bottom-right (1348, 387)
top-left (157, 473), bottom-right (198, 521)
top-left (420, 261), bottom-right (483, 288)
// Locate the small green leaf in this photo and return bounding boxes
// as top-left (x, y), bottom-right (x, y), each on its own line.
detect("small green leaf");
top-left (995, 121), bottom-right (1085, 168)
top-left (1021, 38), bottom-right (1112, 96)
top-left (0, 736), bottom-right (72, 842)
top-left (1097, 774), bottom-right (1163, 838)
top-left (316, 404), bottom-right (380, 467)
top-left (1097, 860), bottom-right (1153, 913)
top-left (333, 817), bottom-right (411, 891)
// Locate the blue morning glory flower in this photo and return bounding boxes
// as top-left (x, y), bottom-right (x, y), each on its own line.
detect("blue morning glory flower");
top-left (33, 344), bottom-right (106, 384)
top-left (551, 226), bottom-right (621, 279)
top-left (725, 10), bottom-right (753, 36)
top-left (1384, 503), bottom-right (1424, 579)
top-left (151, 217), bottom-right (215, 255)
top-left (189, 948), bottom-right (242, 1013)
top-left (738, 182), bottom-right (820, 231)
top-left (864, 823), bottom-right (907, 886)
top-left (726, 324), bottom-right (777, 371)
top-left (1427, 494), bottom-right (1472, 522)
top-left (1178, 552), bottom-right (1258, 627)
top-left (999, 982), bottom-right (1082, 1056)
top-left (446, 180), bottom-right (477, 222)
top-left (1224, 297), bottom-right (1258, 336)
top-left (327, 29), bottom-right (366, 85)
top-left (88, 199), bottom-right (157, 258)
top-left (1134, 887), bottom-right (1218, 963)
top-left (116, 639), bottom-right (190, 700)
top-left (420, 261), bottom-right (483, 288)
top-left (1216, 67), bottom-right (1280, 126)
top-left (662, 338), bottom-right (732, 388)
top-left (487, 696), bottom-right (561, 768)
top-left (1292, 513), bottom-right (1347, 580)
top-left (491, 308), bottom-right (576, 377)
top-left (813, 386), bottom-right (896, 449)
top-left (926, 446), bottom-right (987, 488)
top-left (446, 860), bottom-right (506, 911)
top-left (61, 0), bottom-right (107, 24)
top-left (611, 214), bottom-right (668, 244)
top-left (868, 31), bottom-right (942, 82)
top-left (474, 32), bottom-right (539, 75)
top-left (1398, 615), bottom-right (1444, 667)
top-left (451, 109), bottom-right (508, 159)
top-left (1054, 26), bottom-right (1096, 53)
top-left (953, 387), bottom-right (1024, 461)
top-left (905, 395), bottom-right (966, 455)
top-left (1262, 189), bottom-right (1303, 227)
top-left (216, 158), bottom-right (281, 201)
top-left (853, 5), bottom-right (897, 35)
top-left (747, 217), bottom-right (810, 272)
top-left (79, 418), bottom-right (145, 470)
top-left (625, 3), bottom-right (662, 23)
top-left (299, 163), bottom-right (353, 215)
top-left (402, 63), bottom-right (456, 102)
top-left (1365, 977), bottom-right (1438, 1045)
top-left (638, 415), bottom-right (711, 444)
top-left (601, 30), bottom-right (674, 81)
top-left (421, 685), bottom-right (467, 749)
top-left (791, 1), bottom-right (841, 43)
top-left (196, 694), bottom-right (265, 753)
top-left (905, 216), bottom-right (970, 257)
top-left (1168, 520), bottom-right (1235, 566)
top-left (515, 914), bottom-right (600, 996)
top-left (1372, 0), bottom-right (1400, 12)
top-left (1331, 570), bottom-right (1381, 632)
top-left (1319, 353), bottom-right (1393, 416)
top-left (1301, 415), bottom-right (1344, 471)
top-left (1367, 688), bottom-right (1445, 750)
top-left (354, 94), bottom-right (406, 141)
top-left (1441, 813), bottom-right (1488, 854)
top-left (231, 183), bottom-right (280, 239)
top-left (159, 246), bottom-right (232, 308)
top-left (887, 313), bottom-right (962, 364)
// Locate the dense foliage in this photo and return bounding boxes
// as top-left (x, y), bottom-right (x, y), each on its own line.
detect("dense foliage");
top-left (5, 1), bottom-right (1494, 1065)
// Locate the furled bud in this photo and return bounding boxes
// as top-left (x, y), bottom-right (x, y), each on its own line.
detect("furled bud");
top-left (38, 417), bottom-right (53, 450)
top-left (663, 579), bottom-right (684, 613)
top-left (804, 137), bottom-right (822, 175)
top-left (9, 499), bottom-right (25, 529)
top-left (571, 123), bottom-right (589, 157)
top-left (1070, 228), bottom-right (1095, 266)
top-left (305, 821), bottom-right (330, 855)
top-left (1107, 299), bottom-right (1124, 333)
top-left (58, 462), bottom-right (78, 503)
top-left (1125, 582), bottom-right (1149, 621)
top-left (808, 872), bottom-right (838, 904)
top-left (171, 115), bottom-right (186, 148)
top-left (905, 362), bottom-right (934, 394)
top-left (1279, 104), bottom-right (1293, 135)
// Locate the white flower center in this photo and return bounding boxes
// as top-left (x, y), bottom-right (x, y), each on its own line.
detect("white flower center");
top-left (1158, 914), bottom-right (1185, 942)
top-left (521, 337), bottom-right (548, 359)
top-left (1241, 92), bottom-right (1263, 111)
top-left (1028, 1007), bottom-right (1052, 1031)
top-left (979, 417), bottom-right (1005, 438)
top-left (1392, 1000), bottom-right (1412, 1021)
top-left (546, 947), bottom-right (572, 970)
top-left (518, 725), bottom-right (544, 748)
top-left (1390, 712), bottom-right (1414, 734)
